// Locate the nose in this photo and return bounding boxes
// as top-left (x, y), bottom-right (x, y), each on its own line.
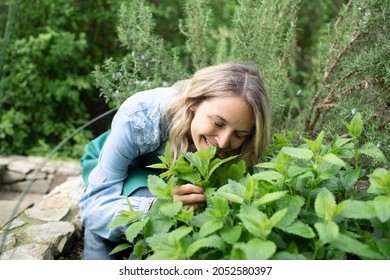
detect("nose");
top-left (216, 129), bottom-right (232, 149)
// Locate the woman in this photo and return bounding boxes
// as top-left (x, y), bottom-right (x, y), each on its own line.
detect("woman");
top-left (79, 62), bottom-right (271, 259)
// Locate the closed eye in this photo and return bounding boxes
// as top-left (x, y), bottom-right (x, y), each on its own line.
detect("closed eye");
top-left (212, 121), bottom-right (224, 128)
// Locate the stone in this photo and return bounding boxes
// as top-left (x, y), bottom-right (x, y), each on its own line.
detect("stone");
top-left (26, 171), bottom-right (47, 180)
top-left (0, 200), bottom-right (34, 229)
top-left (25, 206), bottom-right (69, 222)
top-left (11, 179), bottom-right (51, 194)
top-left (8, 160), bottom-right (37, 174)
top-left (2, 170), bottom-right (26, 184)
top-left (0, 243), bottom-right (54, 260)
top-left (22, 221), bottom-right (76, 256)
top-left (0, 232), bottom-right (17, 252)
top-left (6, 218), bottom-right (26, 230)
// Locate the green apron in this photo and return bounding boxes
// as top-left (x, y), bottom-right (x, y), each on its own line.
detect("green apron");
top-left (80, 130), bottom-right (160, 196)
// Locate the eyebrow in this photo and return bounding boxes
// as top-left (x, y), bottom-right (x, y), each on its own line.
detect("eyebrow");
top-left (209, 114), bottom-right (253, 134)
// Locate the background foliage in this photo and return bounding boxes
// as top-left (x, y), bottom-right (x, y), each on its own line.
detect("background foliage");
top-left (0, 0), bottom-right (388, 161)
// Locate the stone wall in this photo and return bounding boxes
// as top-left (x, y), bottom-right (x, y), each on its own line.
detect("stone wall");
top-left (0, 155), bottom-right (85, 260)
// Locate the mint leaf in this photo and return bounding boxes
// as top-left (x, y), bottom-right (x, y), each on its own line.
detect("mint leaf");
top-left (219, 225), bottom-right (242, 245)
top-left (231, 239), bottom-right (276, 260)
top-left (253, 191), bottom-right (287, 207)
top-left (358, 142), bottom-right (388, 163)
top-left (372, 196), bottom-right (390, 222)
top-left (160, 201), bottom-right (183, 218)
top-left (341, 200), bottom-right (376, 219)
top-left (198, 218), bottom-right (224, 238)
top-left (314, 221), bottom-right (339, 244)
top-left (186, 235), bottom-right (225, 258)
top-left (282, 147), bottom-right (314, 159)
top-left (280, 220), bottom-right (315, 239)
top-left (344, 112), bottom-right (363, 138)
top-left (315, 188), bottom-right (336, 221)
top-left (125, 217), bottom-right (150, 243)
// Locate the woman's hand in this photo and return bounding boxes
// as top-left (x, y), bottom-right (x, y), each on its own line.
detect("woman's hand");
top-left (172, 184), bottom-right (206, 211)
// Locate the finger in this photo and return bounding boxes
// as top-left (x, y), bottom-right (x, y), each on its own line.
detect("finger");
top-left (173, 184), bottom-right (204, 195)
top-left (173, 192), bottom-right (206, 205)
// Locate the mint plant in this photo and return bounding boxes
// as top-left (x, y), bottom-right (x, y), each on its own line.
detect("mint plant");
top-left (108, 113), bottom-right (389, 260)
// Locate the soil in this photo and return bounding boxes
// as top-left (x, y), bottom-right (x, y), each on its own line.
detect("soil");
top-left (58, 236), bottom-right (84, 260)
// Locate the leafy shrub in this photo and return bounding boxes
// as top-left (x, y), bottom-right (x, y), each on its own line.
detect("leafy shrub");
top-left (109, 113), bottom-right (389, 260)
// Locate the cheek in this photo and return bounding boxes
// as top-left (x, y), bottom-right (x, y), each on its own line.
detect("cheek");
top-left (231, 138), bottom-right (246, 150)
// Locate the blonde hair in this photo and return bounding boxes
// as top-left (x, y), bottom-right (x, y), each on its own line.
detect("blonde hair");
top-left (164, 62), bottom-right (271, 167)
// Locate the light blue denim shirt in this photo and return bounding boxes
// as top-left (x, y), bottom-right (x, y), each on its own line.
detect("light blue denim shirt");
top-left (79, 87), bottom-right (175, 241)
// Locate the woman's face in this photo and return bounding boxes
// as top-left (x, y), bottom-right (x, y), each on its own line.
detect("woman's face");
top-left (189, 96), bottom-right (254, 153)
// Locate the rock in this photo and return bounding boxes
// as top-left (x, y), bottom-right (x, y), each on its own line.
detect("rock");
top-left (0, 243), bottom-right (54, 260)
top-left (25, 207), bottom-right (69, 222)
top-left (22, 221), bottom-right (76, 256)
top-left (2, 171), bottom-right (26, 184)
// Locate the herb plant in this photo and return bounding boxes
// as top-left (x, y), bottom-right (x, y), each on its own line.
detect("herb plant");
top-left (108, 113), bottom-right (389, 259)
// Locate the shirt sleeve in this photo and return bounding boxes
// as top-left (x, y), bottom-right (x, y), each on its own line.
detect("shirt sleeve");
top-left (79, 88), bottom-right (170, 241)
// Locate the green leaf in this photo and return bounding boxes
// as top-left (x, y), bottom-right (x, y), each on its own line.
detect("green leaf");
top-left (238, 204), bottom-right (270, 239)
top-left (269, 208), bottom-right (288, 228)
top-left (282, 147), bottom-right (314, 159)
top-left (344, 112), bottom-right (363, 138)
top-left (253, 191), bottom-right (287, 207)
top-left (215, 180), bottom-right (246, 203)
top-left (125, 217), bottom-right (150, 243)
top-left (177, 171), bottom-right (202, 184)
top-left (303, 130), bottom-right (324, 153)
top-left (358, 143), bottom-right (388, 163)
top-left (252, 171), bottom-right (284, 182)
top-left (333, 200), bottom-right (350, 217)
top-left (109, 243), bottom-right (132, 255)
top-left (317, 153), bottom-right (346, 167)
top-left (169, 226), bottom-right (193, 241)
top-left (255, 162), bottom-right (276, 169)
top-left (160, 201), bottom-right (183, 218)
top-left (219, 225), bottom-right (243, 245)
top-left (195, 146), bottom-right (216, 161)
top-left (372, 196), bottom-right (390, 222)
top-left (331, 233), bottom-right (383, 259)
top-left (271, 251), bottom-right (307, 260)
top-left (287, 165), bottom-right (313, 178)
top-left (147, 163), bottom-right (167, 169)
top-left (368, 168), bottom-right (390, 195)
top-left (210, 196), bottom-right (230, 218)
top-left (198, 218), bottom-right (224, 238)
top-left (184, 152), bottom-right (208, 178)
top-left (340, 168), bottom-right (361, 191)
top-left (340, 200), bottom-right (376, 219)
top-left (280, 220), bottom-right (316, 239)
top-left (186, 235), bottom-right (225, 258)
top-left (175, 207), bottom-right (194, 225)
top-left (276, 195), bottom-right (305, 228)
top-left (314, 188), bottom-right (336, 221)
top-left (334, 137), bottom-right (353, 148)
top-left (376, 239), bottom-right (390, 259)
top-left (231, 239), bottom-right (276, 260)
top-left (147, 175), bottom-right (171, 200)
top-left (208, 155), bottom-right (240, 179)
top-left (106, 211), bottom-right (143, 229)
top-left (314, 221), bottom-right (339, 244)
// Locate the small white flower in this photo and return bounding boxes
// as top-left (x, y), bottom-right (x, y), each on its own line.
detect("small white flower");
top-left (376, 142), bottom-right (380, 148)
top-left (296, 89), bottom-right (302, 96)
top-left (351, 108), bottom-right (356, 115)
top-left (115, 89), bottom-right (119, 95)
